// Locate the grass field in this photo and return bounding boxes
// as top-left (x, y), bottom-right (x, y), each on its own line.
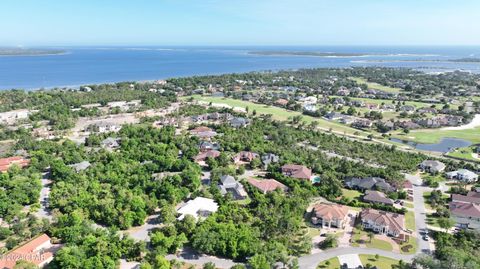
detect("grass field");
top-left (405, 211), bottom-right (415, 231)
top-left (359, 255), bottom-right (400, 269)
top-left (366, 238), bottom-right (393, 251)
top-left (341, 188), bottom-right (362, 200)
top-left (394, 127), bottom-right (480, 144)
top-left (351, 77), bottom-right (403, 93)
top-left (447, 146), bottom-right (480, 162)
top-left (188, 95), bottom-right (372, 137)
top-left (317, 257), bottom-right (340, 269)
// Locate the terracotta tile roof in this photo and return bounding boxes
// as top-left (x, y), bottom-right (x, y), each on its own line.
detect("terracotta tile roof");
top-left (0, 234), bottom-right (55, 268)
top-left (190, 126), bottom-right (213, 133)
top-left (360, 208), bottom-right (405, 235)
top-left (311, 203), bottom-right (349, 221)
top-left (281, 164), bottom-right (312, 180)
top-left (194, 150), bottom-right (221, 162)
top-left (450, 201), bottom-right (480, 218)
top-left (451, 193), bottom-right (480, 204)
top-left (247, 178), bottom-right (287, 193)
top-left (0, 156), bottom-right (30, 173)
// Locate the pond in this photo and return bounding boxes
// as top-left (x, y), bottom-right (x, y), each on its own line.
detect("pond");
top-left (390, 137), bottom-right (472, 153)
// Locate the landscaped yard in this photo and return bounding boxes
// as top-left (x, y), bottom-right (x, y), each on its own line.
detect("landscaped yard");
top-left (400, 235), bottom-right (418, 254)
top-left (351, 229), bottom-right (393, 251)
top-left (342, 188), bottom-right (362, 201)
top-left (405, 211), bottom-right (416, 231)
top-left (317, 257), bottom-right (340, 269)
top-left (359, 254), bottom-right (400, 269)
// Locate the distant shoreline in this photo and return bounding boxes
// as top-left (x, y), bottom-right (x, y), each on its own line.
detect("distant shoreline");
top-left (248, 50), bottom-right (368, 57)
top-left (0, 48), bottom-right (68, 57)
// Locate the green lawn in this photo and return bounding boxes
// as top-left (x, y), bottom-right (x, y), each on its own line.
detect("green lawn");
top-left (188, 95), bottom-right (372, 137)
top-left (359, 255), bottom-right (400, 269)
top-left (447, 146), bottom-right (480, 162)
top-left (351, 77), bottom-right (403, 93)
top-left (405, 211), bottom-right (415, 231)
top-left (317, 257), bottom-right (340, 269)
top-left (394, 127), bottom-right (480, 144)
top-left (400, 236), bottom-right (418, 254)
top-left (342, 188), bottom-right (362, 200)
top-left (366, 238), bottom-right (393, 251)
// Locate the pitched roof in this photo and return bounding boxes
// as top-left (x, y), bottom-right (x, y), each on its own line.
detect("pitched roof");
top-left (363, 190), bottom-right (394, 205)
top-left (450, 201), bottom-right (480, 218)
top-left (311, 203), bottom-right (349, 221)
top-left (281, 164), bottom-right (312, 180)
top-left (0, 234), bottom-right (54, 268)
top-left (361, 208), bottom-right (405, 234)
top-left (451, 193), bottom-right (480, 204)
top-left (194, 150), bottom-right (221, 162)
top-left (247, 178), bottom-right (287, 193)
top-left (0, 156), bottom-right (30, 172)
top-left (177, 197), bottom-right (219, 220)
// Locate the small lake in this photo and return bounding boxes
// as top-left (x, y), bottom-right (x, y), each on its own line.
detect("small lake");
top-left (390, 137), bottom-right (472, 153)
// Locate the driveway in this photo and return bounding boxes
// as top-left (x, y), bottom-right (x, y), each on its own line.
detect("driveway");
top-left (123, 214), bottom-right (161, 242)
top-left (338, 254), bottom-right (362, 268)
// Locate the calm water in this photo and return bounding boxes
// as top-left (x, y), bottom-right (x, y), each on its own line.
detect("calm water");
top-left (390, 137), bottom-right (472, 153)
top-left (1, 46), bottom-right (480, 90)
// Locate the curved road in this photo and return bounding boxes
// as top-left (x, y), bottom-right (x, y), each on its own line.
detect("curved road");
top-left (167, 173), bottom-right (433, 268)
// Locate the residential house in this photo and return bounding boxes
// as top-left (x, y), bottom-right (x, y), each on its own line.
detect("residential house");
top-left (397, 121), bottom-right (421, 130)
top-left (68, 161), bottom-right (91, 173)
top-left (400, 105), bottom-right (416, 114)
top-left (177, 197), bottom-right (219, 221)
top-left (281, 164), bottom-right (312, 181)
top-left (101, 137), bottom-right (120, 150)
top-left (232, 151), bottom-right (259, 163)
top-left (247, 178), bottom-right (288, 194)
top-left (339, 116), bottom-right (355, 125)
top-left (261, 153), bottom-right (280, 169)
top-left (417, 107), bottom-right (437, 114)
top-left (230, 117), bottom-right (249, 128)
top-left (344, 177), bottom-right (395, 193)
top-left (194, 150), bottom-right (221, 164)
top-left (0, 234), bottom-right (59, 268)
top-left (450, 192), bottom-right (480, 230)
top-left (446, 169), bottom-right (478, 183)
top-left (0, 156), bottom-right (30, 173)
top-left (190, 126), bottom-right (218, 139)
top-left (91, 122), bottom-right (121, 133)
top-left (352, 119), bottom-right (373, 128)
top-left (360, 208), bottom-right (405, 238)
top-left (275, 99), bottom-right (289, 106)
top-left (218, 175), bottom-right (248, 200)
top-left (419, 160), bottom-right (446, 174)
top-left (310, 203), bottom-right (349, 228)
top-left (303, 104), bottom-right (317, 112)
top-left (363, 190), bottom-right (394, 206)
top-left (324, 111), bottom-right (344, 121)
top-left (199, 141), bottom-right (220, 152)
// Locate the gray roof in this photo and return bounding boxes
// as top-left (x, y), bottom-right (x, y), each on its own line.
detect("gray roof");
top-left (69, 161), bottom-right (91, 172)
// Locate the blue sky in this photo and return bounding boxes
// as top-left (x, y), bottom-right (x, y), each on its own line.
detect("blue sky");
top-left (1, 0), bottom-right (479, 46)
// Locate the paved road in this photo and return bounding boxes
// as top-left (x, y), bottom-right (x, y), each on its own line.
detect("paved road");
top-left (34, 172), bottom-right (53, 220)
top-left (298, 247), bottom-right (415, 269)
top-left (405, 173), bottom-right (434, 255)
top-left (123, 214), bottom-right (161, 242)
top-left (166, 247), bottom-right (237, 268)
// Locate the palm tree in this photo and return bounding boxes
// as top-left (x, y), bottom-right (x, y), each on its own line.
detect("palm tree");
top-left (367, 231), bottom-right (374, 243)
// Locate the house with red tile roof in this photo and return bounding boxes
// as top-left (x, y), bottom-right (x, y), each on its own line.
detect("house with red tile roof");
top-left (360, 208), bottom-right (405, 238)
top-left (450, 191), bottom-right (480, 230)
top-left (194, 150), bottom-right (221, 166)
top-left (310, 203), bottom-right (349, 228)
top-left (281, 164), bottom-right (312, 181)
top-left (247, 178), bottom-right (288, 194)
top-left (0, 234), bottom-right (58, 268)
top-left (232, 151), bottom-right (259, 163)
top-left (0, 156), bottom-right (30, 173)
